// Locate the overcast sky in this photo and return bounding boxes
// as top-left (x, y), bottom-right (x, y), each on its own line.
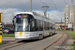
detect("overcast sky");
top-left (0, 0), bottom-right (74, 24)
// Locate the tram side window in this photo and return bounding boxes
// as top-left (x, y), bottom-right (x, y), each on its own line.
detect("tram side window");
top-left (37, 20), bottom-right (41, 31)
top-left (44, 22), bottom-right (46, 30)
top-left (47, 22), bottom-right (49, 30)
top-left (53, 24), bottom-right (55, 30)
top-left (40, 20), bottom-right (43, 31)
top-left (49, 23), bottom-right (50, 30)
top-left (35, 20), bottom-right (43, 31)
top-left (34, 19), bottom-right (37, 31)
top-left (50, 27), bottom-right (52, 30)
top-left (45, 22), bottom-right (49, 30)
top-left (50, 26), bottom-right (54, 30)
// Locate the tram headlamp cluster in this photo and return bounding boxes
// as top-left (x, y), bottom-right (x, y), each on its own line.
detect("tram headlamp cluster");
top-left (16, 15), bottom-right (27, 18)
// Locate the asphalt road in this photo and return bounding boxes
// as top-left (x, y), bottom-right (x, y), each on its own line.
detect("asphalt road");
top-left (3, 31), bottom-right (63, 50)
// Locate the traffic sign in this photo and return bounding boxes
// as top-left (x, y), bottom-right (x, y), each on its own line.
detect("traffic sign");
top-left (0, 25), bottom-right (2, 28)
top-left (0, 13), bottom-right (2, 43)
top-left (68, 24), bottom-right (72, 28)
top-left (0, 28), bottom-right (2, 30)
top-left (0, 13), bottom-right (2, 22)
top-left (0, 31), bottom-right (2, 33)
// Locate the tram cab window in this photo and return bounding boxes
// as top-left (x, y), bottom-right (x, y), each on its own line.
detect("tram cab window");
top-left (30, 18), bottom-right (35, 31)
top-left (16, 18), bottom-right (23, 24)
top-left (16, 18), bottom-right (23, 32)
top-left (15, 14), bottom-right (35, 32)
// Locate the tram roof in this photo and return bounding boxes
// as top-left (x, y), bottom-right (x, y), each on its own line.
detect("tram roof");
top-left (15, 12), bottom-right (55, 23)
top-left (15, 12), bottom-right (33, 15)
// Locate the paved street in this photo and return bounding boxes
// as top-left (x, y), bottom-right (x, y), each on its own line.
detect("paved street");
top-left (0, 31), bottom-right (63, 50)
top-left (0, 31), bottom-right (73, 50)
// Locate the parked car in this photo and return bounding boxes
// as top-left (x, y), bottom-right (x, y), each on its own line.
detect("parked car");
top-left (3, 28), bottom-right (14, 34)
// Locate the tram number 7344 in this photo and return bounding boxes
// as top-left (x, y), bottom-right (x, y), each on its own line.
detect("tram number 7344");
top-left (13, 12), bottom-right (55, 40)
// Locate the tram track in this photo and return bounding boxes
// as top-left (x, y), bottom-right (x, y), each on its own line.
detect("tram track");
top-left (4, 39), bottom-right (41, 50)
top-left (0, 40), bottom-right (25, 48)
top-left (3, 33), bottom-right (59, 50)
top-left (43, 31), bottom-right (64, 50)
top-left (58, 32), bottom-right (69, 50)
top-left (0, 40), bottom-right (27, 50)
top-left (4, 42), bottom-right (27, 50)
top-left (43, 31), bottom-right (70, 50)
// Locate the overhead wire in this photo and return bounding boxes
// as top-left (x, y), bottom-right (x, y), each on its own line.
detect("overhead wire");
top-left (64, 0), bottom-right (67, 5)
top-left (40, 0), bottom-right (47, 6)
top-left (40, 0), bottom-right (52, 12)
top-left (51, 0), bottom-right (58, 13)
top-left (51, 0), bottom-right (60, 20)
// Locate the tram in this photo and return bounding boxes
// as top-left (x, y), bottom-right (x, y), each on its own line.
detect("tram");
top-left (13, 12), bottom-right (55, 40)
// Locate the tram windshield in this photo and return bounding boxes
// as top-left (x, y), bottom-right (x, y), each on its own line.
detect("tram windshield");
top-left (16, 18), bottom-right (23, 32)
top-left (15, 14), bottom-right (34, 32)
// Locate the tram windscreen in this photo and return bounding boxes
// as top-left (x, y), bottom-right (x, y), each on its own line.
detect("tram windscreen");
top-left (15, 14), bottom-right (34, 32)
top-left (16, 18), bottom-right (23, 32)
top-left (16, 18), bottom-right (23, 24)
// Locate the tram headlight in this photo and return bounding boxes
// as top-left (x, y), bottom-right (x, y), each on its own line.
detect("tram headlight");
top-left (15, 33), bottom-right (18, 37)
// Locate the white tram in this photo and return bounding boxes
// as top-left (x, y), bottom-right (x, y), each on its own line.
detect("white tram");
top-left (13, 12), bottom-right (55, 40)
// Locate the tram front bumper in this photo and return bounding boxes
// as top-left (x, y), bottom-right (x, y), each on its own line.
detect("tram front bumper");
top-left (15, 32), bottom-right (39, 40)
top-left (15, 37), bottom-right (38, 40)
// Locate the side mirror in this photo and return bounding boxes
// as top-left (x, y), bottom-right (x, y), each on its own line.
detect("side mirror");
top-left (12, 16), bottom-right (16, 25)
top-left (12, 20), bottom-right (14, 25)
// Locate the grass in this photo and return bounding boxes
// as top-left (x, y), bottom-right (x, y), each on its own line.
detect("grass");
top-left (71, 44), bottom-right (75, 50)
top-left (0, 42), bottom-right (6, 45)
top-left (62, 30), bottom-right (75, 50)
top-left (64, 30), bottom-right (75, 39)
top-left (0, 34), bottom-right (14, 45)
top-left (2, 34), bottom-right (15, 37)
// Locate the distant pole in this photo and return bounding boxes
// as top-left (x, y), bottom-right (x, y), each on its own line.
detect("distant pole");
top-left (48, 14), bottom-right (50, 35)
top-left (42, 6), bottom-right (49, 17)
top-left (30, 0), bottom-right (32, 12)
top-left (61, 17), bottom-right (62, 25)
top-left (48, 14), bottom-right (50, 29)
top-left (65, 16), bottom-right (66, 29)
top-left (61, 17), bottom-right (62, 29)
top-left (54, 20), bottom-right (55, 29)
top-left (43, 15), bottom-right (44, 33)
top-left (71, 0), bottom-right (74, 26)
top-left (24, 10), bottom-right (25, 12)
top-left (74, 5), bottom-right (75, 32)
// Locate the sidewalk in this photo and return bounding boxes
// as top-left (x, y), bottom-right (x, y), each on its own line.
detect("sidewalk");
top-left (2, 37), bottom-right (15, 41)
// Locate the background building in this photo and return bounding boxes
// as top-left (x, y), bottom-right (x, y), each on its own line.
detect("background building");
top-left (65, 5), bottom-right (70, 24)
top-left (55, 22), bottom-right (66, 29)
top-left (71, 0), bottom-right (74, 24)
